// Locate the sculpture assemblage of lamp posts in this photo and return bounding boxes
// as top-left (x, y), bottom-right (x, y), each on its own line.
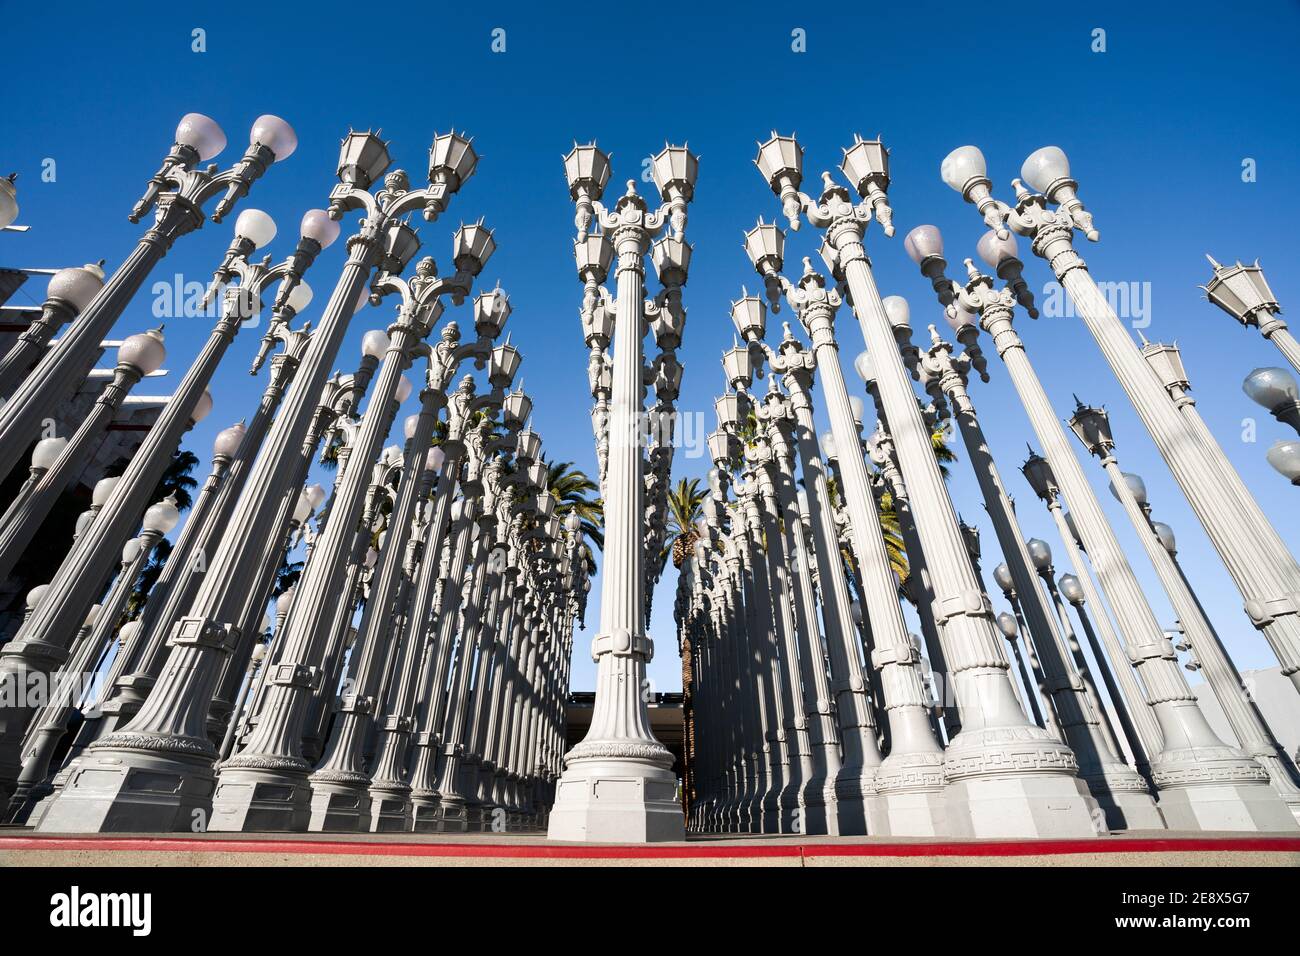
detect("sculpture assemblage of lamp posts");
top-left (721, 306), bottom-right (853, 835)
top-left (34, 128), bottom-right (482, 834)
top-left (944, 143), bottom-right (1300, 698)
top-left (545, 141), bottom-right (696, 843)
top-left (754, 131), bottom-right (1100, 837)
top-left (1068, 400), bottom-right (1300, 820)
top-left (895, 239), bottom-right (1161, 830)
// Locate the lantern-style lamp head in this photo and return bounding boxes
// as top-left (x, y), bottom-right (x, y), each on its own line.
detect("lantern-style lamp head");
top-left (730, 292), bottom-right (767, 342)
top-left (563, 143), bottom-right (611, 200)
top-left (1020, 449), bottom-right (1058, 503)
top-left (1203, 257), bottom-right (1280, 329)
top-left (1067, 401), bottom-right (1114, 457)
top-left (428, 130), bottom-right (479, 190)
top-left (336, 130), bottom-right (391, 190)
top-left (754, 132), bottom-right (803, 192)
top-left (992, 562), bottom-right (1014, 594)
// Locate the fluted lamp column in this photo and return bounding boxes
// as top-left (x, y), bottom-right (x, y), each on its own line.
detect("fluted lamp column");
top-left (548, 143), bottom-right (696, 843)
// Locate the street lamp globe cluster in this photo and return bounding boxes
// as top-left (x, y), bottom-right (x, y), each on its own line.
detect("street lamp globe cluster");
top-left (0, 115), bottom-right (1297, 846)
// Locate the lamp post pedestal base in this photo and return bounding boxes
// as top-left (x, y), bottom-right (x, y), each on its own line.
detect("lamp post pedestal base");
top-left (547, 754), bottom-right (684, 843)
top-left (795, 774), bottom-right (837, 835)
top-left (304, 771), bottom-right (372, 832)
top-left (409, 790), bottom-right (442, 832)
top-left (432, 793), bottom-right (469, 832)
top-left (1080, 768), bottom-right (1167, 832)
top-left (208, 764), bottom-right (312, 832)
top-left (35, 745), bottom-right (216, 833)
top-left (942, 727), bottom-right (1103, 838)
top-left (1151, 748), bottom-right (1300, 832)
top-left (875, 752), bottom-right (949, 837)
top-left (366, 783), bottom-right (412, 832)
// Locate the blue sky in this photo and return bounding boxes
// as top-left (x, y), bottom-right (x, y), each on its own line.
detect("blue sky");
top-left (4, 1), bottom-right (1300, 697)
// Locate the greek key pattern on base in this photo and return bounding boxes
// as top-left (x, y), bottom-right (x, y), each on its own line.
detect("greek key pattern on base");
top-left (1151, 747), bottom-right (1270, 787)
top-left (1082, 768), bottom-right (1154, 794)
top-left (943, 726), bottom-right (1079, 780)
top-left (876, 754), bottom-right (947, 792)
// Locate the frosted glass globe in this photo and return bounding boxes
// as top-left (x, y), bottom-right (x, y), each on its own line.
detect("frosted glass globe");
top-left (174, 112), bottom-right (227, 161)
top-left (235, 208), bottom-right (277, 249)
top-left (299, 209), bottom-right (340, 248)
top-left (1020, 146), bottom-right (1071, 194)
top-left (940, 146), bottom-right (987, 192)
top-left (250, 115), bottom-right (297, 161)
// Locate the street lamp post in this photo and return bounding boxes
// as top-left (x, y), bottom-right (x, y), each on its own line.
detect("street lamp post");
top-left (742, 233), bottom-right (945, 835)
top-left (757, 133), bottom-right (1097, 837)
top-left (547, 143), bottom-right (696, 844)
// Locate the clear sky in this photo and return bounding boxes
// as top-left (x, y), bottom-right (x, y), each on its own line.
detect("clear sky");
top-left (4, 1), bottom-right (1299, 697)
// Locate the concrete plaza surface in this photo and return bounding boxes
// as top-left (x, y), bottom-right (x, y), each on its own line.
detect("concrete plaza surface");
top-left (2, 830), bottom-right (1297, 867)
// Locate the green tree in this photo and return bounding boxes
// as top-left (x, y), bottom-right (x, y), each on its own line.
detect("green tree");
top-left (659, 477), bottom-right (707, 575)
top-left (544, 457), bottom-right (603, 574)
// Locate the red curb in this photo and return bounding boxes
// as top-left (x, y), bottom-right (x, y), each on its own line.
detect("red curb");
top-left (2, 835), bottom-right (1298, 859)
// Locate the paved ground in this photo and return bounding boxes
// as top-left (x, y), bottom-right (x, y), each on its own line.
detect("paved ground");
top-left (3, 829), bottom-right (1298, 866)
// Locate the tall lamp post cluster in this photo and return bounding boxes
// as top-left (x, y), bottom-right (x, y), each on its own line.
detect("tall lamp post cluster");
top-left (675, 132), bottom-right (1300, 838)
top-left (3, 116), bottom-right (1299, 846)
top-left (0, 117), bottom-right (588, 836)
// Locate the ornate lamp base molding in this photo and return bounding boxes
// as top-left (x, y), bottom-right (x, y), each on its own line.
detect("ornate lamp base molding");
top-left (430, 793), bottom-right (469, 832)
top-left (547, 754), bottom-right (684, 843)
top-left (305, 772), bottom-right (373, 832)
top-left (367, 783), bottom-right (413, 832)
top-left (874, 751), bottom-right (949, 837)
top-left (796, 774), bottom-right (838, 836)
top-left (942, 726), bottom-right (1103, 838)
top-left (208, 765), bottom-right (313, 832)
top-left (409, 790), bottom-right (443, 832)
top-left (35, 747), bottom-right (216, 833)
top-left (1151, 746), bottom-right (1299, 832)
top-left (1079, 768), bottom-right (1167, 832)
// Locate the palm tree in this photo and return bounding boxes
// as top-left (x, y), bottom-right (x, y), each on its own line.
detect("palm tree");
top-left (543, 457), bottom-right (603, 573)
top-left (152, 448), bottom-right (199, 511)
top-left (660, 477), bottom-right (706, 575)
